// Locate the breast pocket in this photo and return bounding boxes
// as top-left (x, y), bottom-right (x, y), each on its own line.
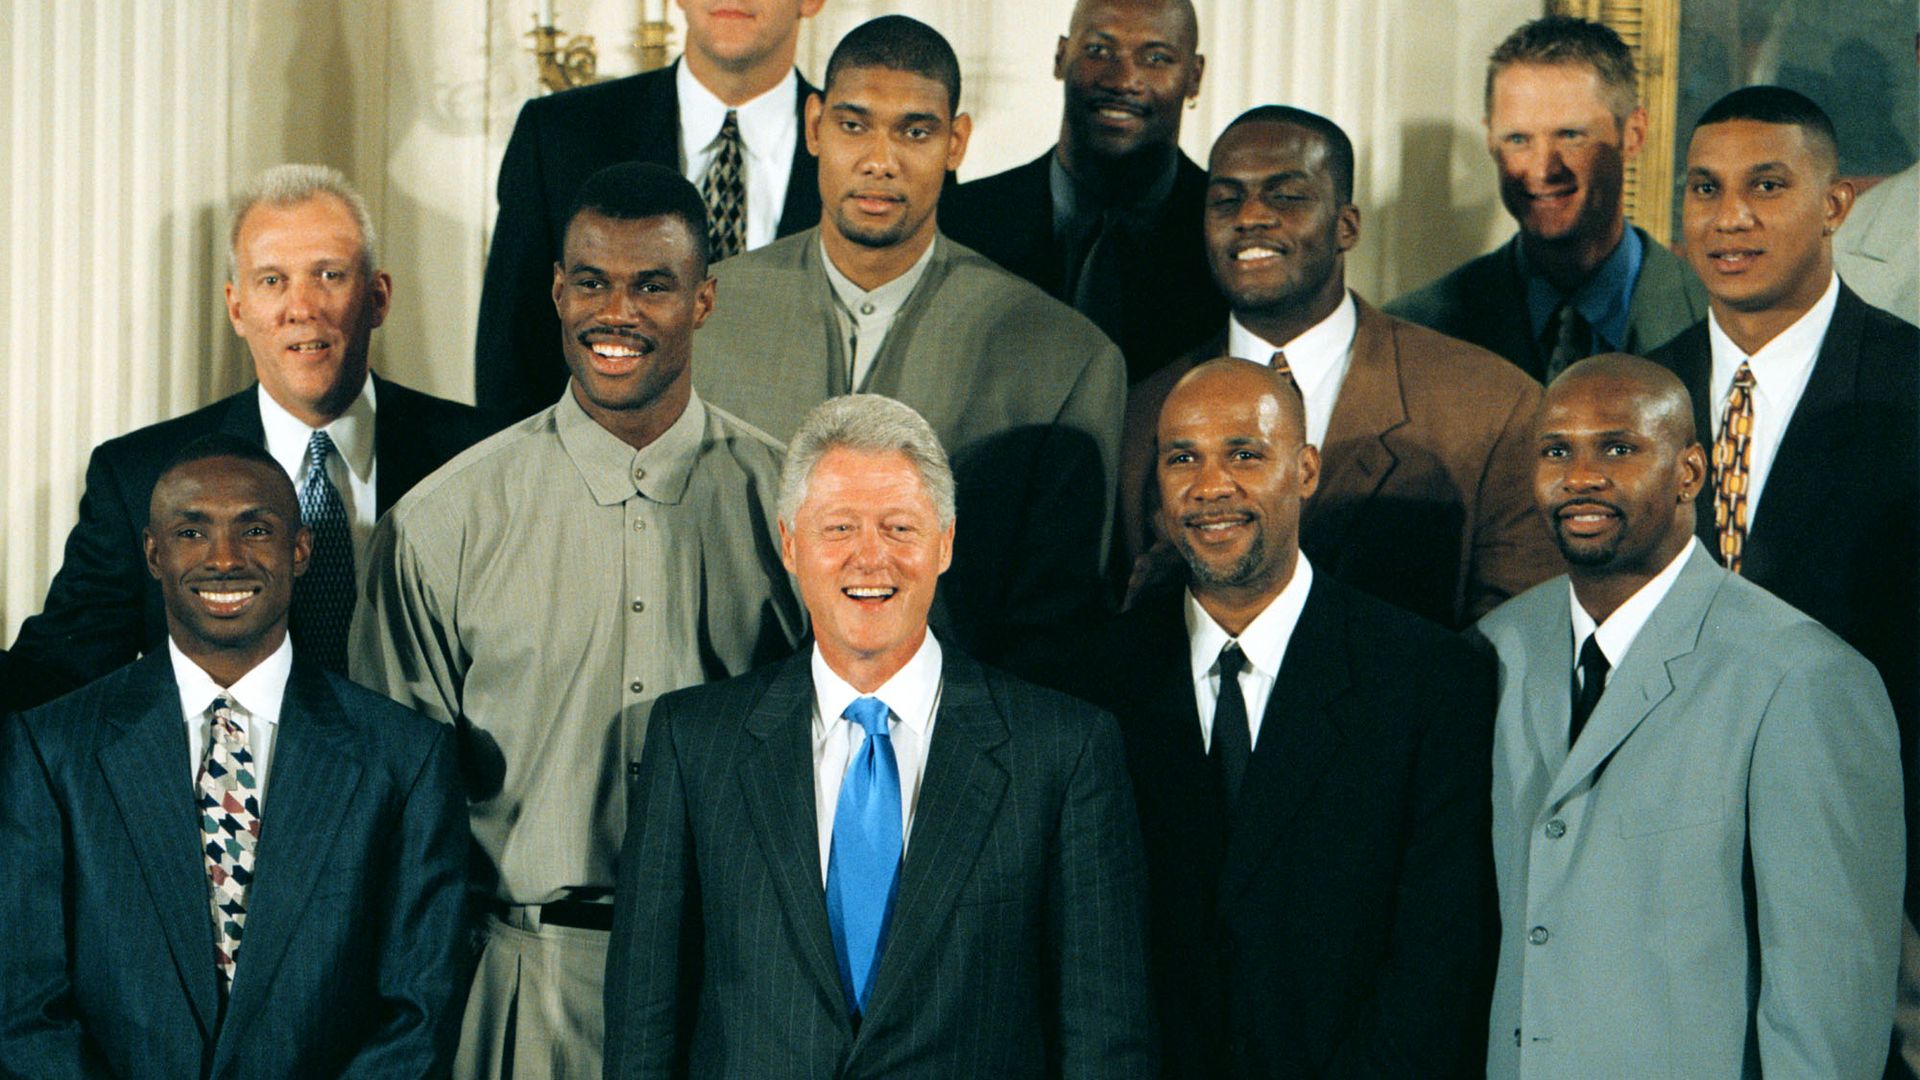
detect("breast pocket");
top-left (1618, 792), bottom-right (1726, 838)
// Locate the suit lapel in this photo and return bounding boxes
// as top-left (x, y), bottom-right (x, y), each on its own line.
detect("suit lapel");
top-left (1126, 595), bottom-right (1219, 829)
top-left (859, 649), bottom-right (1009, 1032)
top-left (1493, 240), bottom-right (1546, 379)
top-left (1658, 325), bottom-right (1722, 553)
top-left (95, 651), bottom-right (222, 1040)
top-left (736, 651), bottom-right (851, 1031)
top-left (776, 73), bottom-right (821, 237)
top-left (1545, 547), bottom-right (1719, 807)
top-left (370, 374), bottom-right (421, 515)
top-left (1519, 587), bottom-right (1575, 779)
top-left (1741, 288), bottom-right (1867, 583)
top-left (216, 385), bottom-right (267, 444)
top-left (1306, 299), bottom-right (1406, 553)
top-left (1218, 578), bottom-right (1350, 909)
top-left (214, 661), bottom-right (363, 1065)
top-left (635, 62), bottom-right (682, 168)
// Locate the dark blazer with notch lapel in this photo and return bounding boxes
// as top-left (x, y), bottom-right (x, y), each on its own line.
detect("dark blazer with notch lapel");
top-left (1647, 284), bottom-right (1919, 739)
top-left (4, 375), bottom-right (495, 711)
top-left (1120, 296), bottom-right (1560, 628)
top-left (1383, 227), bottom-right (1710, 382)
top-left (1021, 573), bottom-right (1499, 1078)
top-left (475, 62), bottom-right (823, 420)
top-left (0, 648), bottom-right (470, 1079)
top-left (940, 150), bottom-right (1227, 384)
top-left (604, 644), bottom-right (1156, 1079)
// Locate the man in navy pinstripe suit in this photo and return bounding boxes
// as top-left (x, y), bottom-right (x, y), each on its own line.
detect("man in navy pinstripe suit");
top-left (605, 394), bottom-right (1155, 1079)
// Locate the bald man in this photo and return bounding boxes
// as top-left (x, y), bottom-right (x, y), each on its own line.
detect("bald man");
top-left (941, 0), bottom-right (1224, 382)
top-left (1025, 358), bottom-right (1499, 1077)
top-left (1474, 355), bottom-right (1902, 1079)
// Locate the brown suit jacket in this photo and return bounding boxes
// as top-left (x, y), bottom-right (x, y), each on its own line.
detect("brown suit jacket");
top-left (1120, 294), bottom-right (1560, 628)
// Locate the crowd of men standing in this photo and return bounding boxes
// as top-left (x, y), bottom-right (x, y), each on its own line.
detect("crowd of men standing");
top-left (1, 2), bottom-right (1914, 1078)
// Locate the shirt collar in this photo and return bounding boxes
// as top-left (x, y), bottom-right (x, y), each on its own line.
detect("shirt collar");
top-left (168, 632), bottom-right (294, 730)
top-left (1707, 271), bottom-right (1841, 389)
top-left (1047, 149), bottom-right (1180, 237)
top-left (1226, 292), bottom-right (1358, 399)
top-left (821, 232), bottom-right (938, 318)
top-left (1567, 536), bottom-right (1696, 669)
top-left (554, 384), bottom-right (707, 507)
top-left (1184, 555), bottom-right (1316, 685)
top-left (811, 632), bottom-right (944, 741)
top-left (1519, 225), bottom-right (1643, 350)
top-left (676, 61), bottom-right (799, 170)
top-left (258, 375), bottom-right (377, 483)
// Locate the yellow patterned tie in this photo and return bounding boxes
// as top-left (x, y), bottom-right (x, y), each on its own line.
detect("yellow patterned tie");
top-left (1269, 350), bottom-right (1295, 389)
top-left (1712, 362), bottom-right (1757, 573)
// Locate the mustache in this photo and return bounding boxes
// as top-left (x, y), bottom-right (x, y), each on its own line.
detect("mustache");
top-left (1083, 92), bottom-right (1149, 115)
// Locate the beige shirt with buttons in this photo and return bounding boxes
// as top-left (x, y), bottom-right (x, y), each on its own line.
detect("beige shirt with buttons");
top-left (350, 387), bottom-right (805, 906)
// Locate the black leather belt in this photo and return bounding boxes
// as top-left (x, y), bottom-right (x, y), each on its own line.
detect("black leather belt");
top-left (538, 898), bottom-right (614, 931)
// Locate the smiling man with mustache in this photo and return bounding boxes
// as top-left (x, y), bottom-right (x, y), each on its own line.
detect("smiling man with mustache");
top-left (692, 15), bottom-right (1126, 657)
top-left (1120, 106), bottom-right (1559, 629)
top-left (1475, 354), bottom-right (1901, 1079)
top-left (942, 0), bottom-right (1224, 382)
top-left (352, 162), bottom-right (803, 1080)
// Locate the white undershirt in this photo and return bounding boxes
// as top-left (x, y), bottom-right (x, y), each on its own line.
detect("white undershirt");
top-left (1226, 291), bottom-right (1358, 450)
top-left (1185, 555), bottom-right (1315, 751)
top-left (677, 62), bottom-right (799, 253)
top-left (169, 634), bottom-right (292, 803)
top-left (1706, 274), bottom-right (1838, 525)
top-left (811, 634), bottom-right (943, 886)
top-left (257, 376), bottom-right (377, 576)
top-left (1567, 537), bottom-right (1696, 690)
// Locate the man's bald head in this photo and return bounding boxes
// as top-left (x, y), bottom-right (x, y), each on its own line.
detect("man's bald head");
top-left (1544, 353), bottom-right (1697, 450)
top-left (1162, 357), bottom-right (1308, 448)
top-left (1067, 0), bottom-right (1198, 51)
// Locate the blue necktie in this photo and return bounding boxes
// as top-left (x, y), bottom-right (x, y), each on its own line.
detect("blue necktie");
top-left (292, 430), bottom-right (355, 673)
top-left (825, 696), bottom-right (902, 1018)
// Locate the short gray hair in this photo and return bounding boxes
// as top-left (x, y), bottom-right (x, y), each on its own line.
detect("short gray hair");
top-left (779, 394), bottom-right (956, 528)
top-left (227, 163), bottom-right (378, 280)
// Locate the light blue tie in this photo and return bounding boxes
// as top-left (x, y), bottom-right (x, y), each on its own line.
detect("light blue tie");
top-left (291, 430), bottom-right (355, 673)
top-left (825, 696), bottom-right (902, 1019)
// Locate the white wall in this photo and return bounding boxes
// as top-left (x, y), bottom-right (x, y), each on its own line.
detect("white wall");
top-left (0, 0), bottom-right (1535, 639)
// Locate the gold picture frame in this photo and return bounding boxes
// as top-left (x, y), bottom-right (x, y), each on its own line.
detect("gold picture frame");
top-left (1550, 0), bottom-right (1682, 244)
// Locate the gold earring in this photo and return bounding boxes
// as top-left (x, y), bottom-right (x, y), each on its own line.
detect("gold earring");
top-left (1186, 97), bottom-right (1198, 111)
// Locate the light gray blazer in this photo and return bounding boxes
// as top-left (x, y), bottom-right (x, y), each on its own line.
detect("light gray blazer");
top-left (691, 229), bottom-right (1126, 649)
top-left (1474, 543), bottom-right (1903, 1079)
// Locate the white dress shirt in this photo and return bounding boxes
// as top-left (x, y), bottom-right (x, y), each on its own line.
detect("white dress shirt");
top-left (821, 235), bottom-right (938, 389)
top-left (258, 376), bottom-right (377, 574)
top-left (170, 634), bottom-right (293, 802)
top-left (1706, 273), bottom-right (1839, 525)
top-left (811, 634), bottom-right (943, 885)
top-left (1185, 555), bottom-right (1315, 751)
top-left (678, 62), bottom-right (798, 253)
top-left (1567, 537), bottom-right (1697, 692)
top-left (1226, 291), bottom-right (1357, 450)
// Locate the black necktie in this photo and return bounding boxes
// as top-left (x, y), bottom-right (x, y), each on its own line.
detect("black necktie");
top-left (1065, 210), bottom-right (1126, 344)
top-left (1211, 643), bottom-right (1251, 805)
top-left (1569, 634), bottom-right (1609, 748)
top-left (1543, 302), bottom-right (1594, 382)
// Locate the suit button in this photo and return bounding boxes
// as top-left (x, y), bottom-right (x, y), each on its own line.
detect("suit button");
top-left (627, 761), bottom-right (642, 778)
top-left (629, 679), bottom-right (645, 694)
top-left (1544, 819), bottom-right (1566, 839)
top-left (1528, 926), bottom-right (1550, 945)
top-left (631, 599), bottom-right (646, 613)
top-left (1513, 1027), bottom-right (1522, 1047)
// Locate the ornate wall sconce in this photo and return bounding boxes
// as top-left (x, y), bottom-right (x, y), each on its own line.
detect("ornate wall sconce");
top-left (528, 3), bottom-right (677, 95)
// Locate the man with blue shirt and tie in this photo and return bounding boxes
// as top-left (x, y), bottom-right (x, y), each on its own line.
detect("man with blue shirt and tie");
top-left (606, 394), bottom-right (1154, 1078)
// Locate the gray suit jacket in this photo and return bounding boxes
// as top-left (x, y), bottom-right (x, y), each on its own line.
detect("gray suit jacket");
top-left (604, 645), bottom-right (1155, 1079)
top-left (691, 230), bottom-right (1127, 651)
top-left (1473, 544), bottom-right (1903, 1079)
top-left (1384, 227), bottom-right (1709, 381)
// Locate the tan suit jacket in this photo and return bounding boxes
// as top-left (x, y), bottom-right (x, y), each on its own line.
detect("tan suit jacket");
top-left (1121, 294), bottom-right (1559, 627)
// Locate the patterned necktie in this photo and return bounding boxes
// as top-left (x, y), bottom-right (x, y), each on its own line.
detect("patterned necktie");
top-left (1268, 350), bottom-right (1296, 390)
top-left (292, 430), bottom-right (354, 673)
top-left (702, 110), bottom-right (746, 261)
top-left (1568, 634), bottom-right (1609, 749)
top-left (825, 696), bottom-right (902, 1019)
top-left (1712, 362), bottom-right (1757, 573)
top-left (197, 697), bottom-right (261, 993)
top-left (1543, 302), bottom-right (1593, 382)
top-left (1210, 643), bottom-right (1252, 807)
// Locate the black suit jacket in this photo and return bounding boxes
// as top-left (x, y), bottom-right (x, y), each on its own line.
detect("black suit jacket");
top-left (1021, 576), bottom-right (1498, 1079)
top-left (0, 649), bottom-right (470, 1079)
top-left (1648, 284), bottom-right (1918, 738)
top-left (605, 645), bottom-right (1156, 1079)
top-left (475, 62), bottom-right (822, 420)
top-left (940, 150), bottom-right (1225, 384)
top-left (4, 376), bottom-right (495, 710)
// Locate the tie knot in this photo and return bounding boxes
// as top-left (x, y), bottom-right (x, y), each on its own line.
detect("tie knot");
top-left (208, 696), bottom-right (243, 740)
top-left (843, 696), bottom-right (891, 738)
top-left (306, 429), bottom-right (336, 471)
top-left (1217, 642), bottom-right (1246, 680)
top-left (1731, 361), bottom-right (1756, 390)
top-left (1578, 634), bottom-right (1609, 680)
top-left (719, 109), bottom-right (740, 140)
